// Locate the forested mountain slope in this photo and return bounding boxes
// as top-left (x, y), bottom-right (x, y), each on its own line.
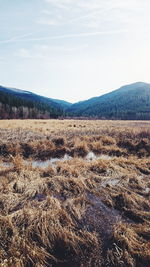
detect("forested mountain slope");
top-left (1, 82), bottom-right (150, 120)
top-left (0, 86), bottom-right (71, 119)
top-left (68, 82), bottom-right (150, 119)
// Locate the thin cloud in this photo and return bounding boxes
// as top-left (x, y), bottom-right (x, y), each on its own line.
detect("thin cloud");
top-left (0, 32), bottom-right (37, 44)
top-left (0, 29), bottom-right (128, 44)
top-left (41, 0), bottom-right (138, 31)
top-left (44, 0), bottom-right (139, 11)
top-left (70, 9), bottom-right (106, 23)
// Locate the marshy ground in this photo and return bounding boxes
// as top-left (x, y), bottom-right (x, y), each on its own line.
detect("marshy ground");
top-left (0, 120), bottom-right (150, 266)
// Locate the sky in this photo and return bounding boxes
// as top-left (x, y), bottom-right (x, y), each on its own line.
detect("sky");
top-left (0, 0), bottom-right (150, 103)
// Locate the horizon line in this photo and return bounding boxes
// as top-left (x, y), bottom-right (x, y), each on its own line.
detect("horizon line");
top-left (0, 81), bottom-right (148, 104)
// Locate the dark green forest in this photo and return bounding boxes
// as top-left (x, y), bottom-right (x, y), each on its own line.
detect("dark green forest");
top-left (0, 90), bottom-right (63, 119)
top-left (0, 82), bottom-right (150, 120)
top-left (67, 82), bottom-right (150, 120)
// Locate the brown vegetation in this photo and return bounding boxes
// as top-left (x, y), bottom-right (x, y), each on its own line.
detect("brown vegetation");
top-left (0, 120), bottom-right (150, 266)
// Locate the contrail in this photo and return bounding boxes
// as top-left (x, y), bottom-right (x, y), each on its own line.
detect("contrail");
top-left (0, 32), bottom-right (39, 44)
top-left (0, 29), bottom-right (128, 44)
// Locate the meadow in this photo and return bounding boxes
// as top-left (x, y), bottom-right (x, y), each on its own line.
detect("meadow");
top-left (0, 120), bottom-right (150, 267)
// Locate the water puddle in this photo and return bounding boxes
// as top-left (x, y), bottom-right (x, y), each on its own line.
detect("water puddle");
top-left (0, 162), bottom-right (13, 168)
top-left (85, 152), bottom-right (112, 161)
top-left (101, 178), bottom-right (120, 187)
top-left (31, 154), bottom-right (72, 168)
top-left (0, 152), bottom-right (112, 169)
top-left (145, 188), bottom-right (150, 194)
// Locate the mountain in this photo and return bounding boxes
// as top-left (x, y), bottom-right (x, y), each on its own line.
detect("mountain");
top-left (0, 85), bottom-right (71, 119)
top-left (68, 82), bottom-right (150, 120)
top-left (1, 82), bottom-right (150, 120)
top-left (52, 99), bottom-right (72, 110)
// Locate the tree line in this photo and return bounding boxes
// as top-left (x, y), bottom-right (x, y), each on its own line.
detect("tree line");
top-left (0, 91), bottom-right (63, 119)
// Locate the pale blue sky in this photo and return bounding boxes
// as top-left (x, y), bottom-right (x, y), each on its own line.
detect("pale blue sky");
top-left (0, 0), bottom-right (150, 102)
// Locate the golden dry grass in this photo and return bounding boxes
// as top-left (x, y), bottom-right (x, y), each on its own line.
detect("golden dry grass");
top-left (0, 120), bottom-right (150, 266)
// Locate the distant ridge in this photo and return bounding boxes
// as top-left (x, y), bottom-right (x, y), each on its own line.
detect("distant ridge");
top-left (0, 85), bottom-right (71, 119)
top-left (0, 82), bottom-right (150, 119)
top-left (67, 82), bottom-right (150, 120)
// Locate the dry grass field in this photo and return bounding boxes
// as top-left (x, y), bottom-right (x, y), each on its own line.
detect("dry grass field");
top-left (0, 120), bottom-right (150, 267)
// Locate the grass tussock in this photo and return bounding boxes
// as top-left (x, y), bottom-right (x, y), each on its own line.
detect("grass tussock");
top-left (106, 222), bottom-right (150, 267)
top-left (0, 120), bottom-right (150, 266)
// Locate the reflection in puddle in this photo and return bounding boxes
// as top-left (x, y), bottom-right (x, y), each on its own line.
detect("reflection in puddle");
top-left (101, 178), bottom-right (120, 187)
top-left (0, 152), bottom-right (112, 169)
top-left (31, 154), bottom-right (72, 168)
top-left (86, 152), bottom-right (97, 161)
top-left (86, 152), bottom-right (111, 161)
top-left (145, 188), bottom-right (150, 194)
top-left (0, 162), bottom-right (13, 168)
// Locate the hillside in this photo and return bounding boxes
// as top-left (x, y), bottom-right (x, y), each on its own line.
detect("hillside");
top-left (1, 82), bottom-right (150, 120)
top-left (68, 82), bottom-right (150, 119)
top-left (0, 86), bottom-right (71, 119)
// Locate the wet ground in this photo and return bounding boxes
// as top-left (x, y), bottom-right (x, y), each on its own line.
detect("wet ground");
top-left (0, 152), bottom-right (112, 169)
